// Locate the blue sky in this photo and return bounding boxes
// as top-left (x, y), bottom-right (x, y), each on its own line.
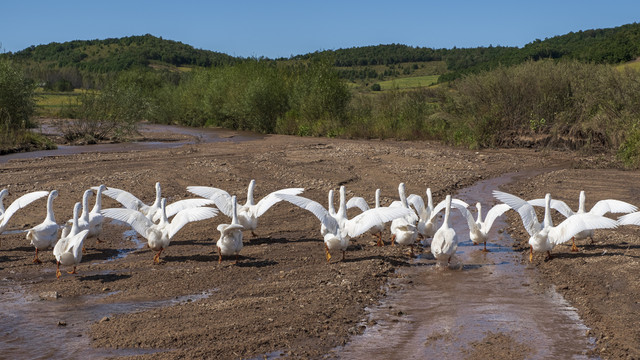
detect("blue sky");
top-left (2, 1), bottom-right (639, 58)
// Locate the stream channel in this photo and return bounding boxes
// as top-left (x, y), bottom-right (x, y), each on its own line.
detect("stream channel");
top-left (337, 170), bottom-right (596, 359)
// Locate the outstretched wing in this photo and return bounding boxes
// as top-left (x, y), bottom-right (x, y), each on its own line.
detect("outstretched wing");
top-left (153, 198), bottom-right (215, 222)
top-left (101, 208), bottom-right (154, 239)
top-left (276, 194), bottom-right (338, 234)
top-left (482, 203), bottom-right (511, 233)
top-left (0, 191), bottom-right (49, 228)
top-left (406, 194), bottom-right (426, 216)
top-left (96, 187), bottom-right (146, 211)
top-left (168, 207), bottom-right (219, 239)
top-left (187, 186), bottom-right (232, 216)
top-left (528, 197), bottom-right (575, 218)
top-left (344, 207), bottom-right (412, 238)
top-left (346, 196), bottom-right (370, 213)
top-left (253, 188), bottom-right (305, 218)
top-left (548, 213), bottom-right (617, 245)
top-left (493, 191), bottom-right (541, 236)
top-left (590, 199), bottom-right (638, 216)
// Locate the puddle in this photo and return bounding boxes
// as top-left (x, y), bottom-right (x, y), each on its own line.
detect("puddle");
top-left (337, 171), bottom-right (597, 359)
top-left (0, 123), bottom-right (263, 164)
top-left (102, 226), bottom-right (147, 263)
top-left (0, 284), bottom-right (214, 359)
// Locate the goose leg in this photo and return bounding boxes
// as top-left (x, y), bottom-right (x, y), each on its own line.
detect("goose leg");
top-left (217, 246), bottom-right (222, 264)
top-left (376, 232), bottom-right (384, 247)
top-left (342, 250), bottom-right (346, 261)
top-left (409, 244), bottom-right (414, 257)
top-left (481, 241), bottom-right (490, 253)
top-left (325, 244), bottom-right (332, 263)
top-left (390, 234), bottom-right (396, 246)
top-left (251, 231), bottom-right (258, 238)
top-left (67, 266), bottom-right (77, 274)
top-left (529, 245), bottom-right (534, 262)
top-left (56, 261), bottom-right (62, 279)
top-left (153, 247), bottom-right (164, 264)
top-left (33, 248), bottom-right (42, 264)
top-left (234, 254), bottom-right (239, 265)
top-left (570, 237), bottom-right (579, 252)
top-left (546, 251), bottom-right (552, 260)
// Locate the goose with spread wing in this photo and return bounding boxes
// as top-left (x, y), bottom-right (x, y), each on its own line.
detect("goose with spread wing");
top-left (102, 198), bottom-right (218, 263)
top-left (277, 186), bottom-right (412, 262)
top-left (26, 190), bottom-right (61, 263)
top-left (216, 195), bottom-right (245, 264)
top-left (431, 195), bottom-right (467, 265)
top-left (188, 179), bottom-right (303, 238)
top-left (528, 190), bottom-right (636, 251)
top-left (406, 188), bottom-right (469, 246)
top-left (96, 182), bottom-right (162, 221)
top-left (389, 183), bottom-right (420, 255)
top-left (459, 202), bottom-right (511, 252)
top-left (0, 189), bottom-right (49, 245)
top-left (493, 191), bottom-right (618, 261)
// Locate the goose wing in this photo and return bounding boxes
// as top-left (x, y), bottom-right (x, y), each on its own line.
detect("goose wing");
top-left (548, 213), bottom-right (618, 245)
top-left (69, 229), bottom-right (90, 261)
top-left (153, 198), bottom-right (215, 222)
top-left (167, 207), bottom-right (218, 239)
top-left (617, 211), bottom-right (640, 226)
top-left (96, 187), bottom-right (147, 211)
top-left (528, 198), bottom-right (575, 218)
top-left (0, 191), bottom-right (49, 228)
top-left (344, 207), bottom-right (412, 238)
top-left (590, 199), bottom-right (638, 216)
top-left (493, 191), bottom-right (541, 236)
top-left (101, 208), bottom-right (154, 239)
top-left (406, 194), bottom-right (426, 216)
top-left (481, 203), bottom-right (511, 233)
top-left (346, 196), bottom-right (370, 213)
top-left (253, 188), bottom-right (305, 218)
top-left (187, 186), bottom-right (232, 217)
top-left (276, 194), bottom-right (338, 234)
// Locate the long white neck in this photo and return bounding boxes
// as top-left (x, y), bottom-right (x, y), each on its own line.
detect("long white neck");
top-left (0, 189), bottom-right (7, 214)
top-left (246, 180), bottom-right (256, 206)
top-left (443, 195), bottom-right (452, 227)
top-left (46, 192), bottom-right (56, 223)
top-left (159, 198), bottom-right (168, 226)
top-left (231, 195), bottom-right (239, 225)
top-left (328, 190), bottom-right (335, 216)
top-left (426, 188), bottom-right (433, 210)
top-left (70, 202), bottom-right (81, 235)
top-left (81, 190), bottom-right (91, 222)
top-left (544, 194), bottom-right (553, 227)
top-left (399, 183), bottom-right (408, 208)
top-left (337, 186), bottom-right (347, 218)
top-left (578, 191), bottom-right (586, 213)
top-left (91, 185), bottom-right (105, 213)
top-left (476, 203), bottom-right (483, 222)
top-left (151, 182), bottom-right (162, 208)
top-left (375, 189), bottom-right (381, 209)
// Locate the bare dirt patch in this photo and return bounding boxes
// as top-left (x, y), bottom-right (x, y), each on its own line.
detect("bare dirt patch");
top-left (1, 131), bottom-right (638, 359)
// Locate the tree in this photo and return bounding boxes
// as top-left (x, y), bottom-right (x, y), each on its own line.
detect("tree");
top-left (0, 58), bottom-right (36, 136)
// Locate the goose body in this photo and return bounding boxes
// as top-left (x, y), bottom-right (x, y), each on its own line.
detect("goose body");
top-left (493, 191), bottom-right (618, 261)
top-left (53, 202), bottom-right (90, 278)
top-left (216, 195), bottom-right (245, 263)
top-left (430, 195), bottom-right (459, 265)
top-left (461, 202), bottom-right (511, 252)
top-left (26, 190), bottom-right (60, 263)
top-left (188, 179), bottom-right (304, 237)
top-left (390, 183), bottom-right (420, 254)
top-left (88, 185), bottom-right (107, 240)
top-left (277, 186), bottom-right (411, 262)
top-left (61, 189), bottom-right (92, 239)
top-left (102, 198), bottom-right (218, 263)
top-left (528, 190), bottom-right (636, 250)
top-left (0, 190), bottom-right (49, 236)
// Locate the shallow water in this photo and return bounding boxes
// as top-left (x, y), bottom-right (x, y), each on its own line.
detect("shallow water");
top-left (338, 171), bottom-right (597, 359)
top-left (0, 123), bottom-right (262, 164)
top-left (0, 284), bottom-right (213, 359)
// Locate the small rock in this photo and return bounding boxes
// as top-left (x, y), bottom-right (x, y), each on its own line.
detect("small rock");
top-left (100, 316), bottom-right (110, 323)
top-left (57, 321), bottom-right (67, 327)
top-left (102, 287), bottom-right (110, 292)
top-left (39, 291), bottom-right (60, 300)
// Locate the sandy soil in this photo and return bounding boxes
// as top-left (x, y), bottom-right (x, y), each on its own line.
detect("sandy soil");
top-left (0, 128), bottom-right (638, 359)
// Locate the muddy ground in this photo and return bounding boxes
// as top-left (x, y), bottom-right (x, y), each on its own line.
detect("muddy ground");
top-left (0, 127), bottom-right (638, 359)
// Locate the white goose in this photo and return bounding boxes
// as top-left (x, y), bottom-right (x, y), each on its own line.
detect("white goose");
top-left (188, 179), bottom-right (304, 237)
top-left (430, 195), bottom-right (460, 265)
top-left (26, 190), bottom-right (61, 263)
top-left (321, 189), bottom-right (337, 238)
top-left (528, 190), bottom-right (636, 251)
top-left (493, 191), bottom-right (618, 261)
top-left (61, 189), bottom-right (92, 239)
top-left (216, 195), bottom-right (245, 264)
top-left (88, 184), bottom-right (107, 241)
top-left (459, 202), bottom-right (511, 252)
top-left (97, 182), bottom-right (162, 221)
top-left (277, 186), bottom-right (411, 262)
top-left (102, 198), bottom-right (218, 263)
top-left (0, 190), bottom-right (49, 244)
top-left (347, 189), bottom-right (386, 246)
top-left (53, 202), bottom-right (90, 278)
top-left (407, 188), bottom-right (469, 246)
top-left (389, 183), bottom-right (420, 255)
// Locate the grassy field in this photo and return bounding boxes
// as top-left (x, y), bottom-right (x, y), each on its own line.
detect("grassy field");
top-left (34, 88), bottom-right (84, 116)
top-left (377, 74), bottom-right (440, 90)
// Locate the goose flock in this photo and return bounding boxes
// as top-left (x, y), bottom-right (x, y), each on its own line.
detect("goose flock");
top-left (0, 180), bottom-right (638, 278)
